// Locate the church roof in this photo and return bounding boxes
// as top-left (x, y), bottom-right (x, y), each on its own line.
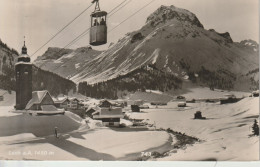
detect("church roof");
top-left (17, 38), bottom-right (31, 63)
top-left (25, 90), bottom-right (52, 110)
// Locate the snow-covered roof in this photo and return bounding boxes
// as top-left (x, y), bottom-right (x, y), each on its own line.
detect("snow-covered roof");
top-left (69, 97), bottom-right (80, 102)
top-left (54, 96), bottom-right (69, 103)
top-left (15, 62), bottom-right (32, 65)
top-left (100, 99), bottom-right (112, 103)
top-left (26, 90), bottom-right (52, 109)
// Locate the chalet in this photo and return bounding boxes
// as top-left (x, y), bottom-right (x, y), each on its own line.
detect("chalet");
top-left (25, 90), bottom-right (57, 111)
top-left (93, 107), bottom-right (124, 126)
top-left (112, 100), bottom-right (127, 108)
top-left (99, 100), bottom-right (115, 108)
top-left (68, 97), bottom-right (80, 109)
top-left (54, 97), bottom-right (70, 110)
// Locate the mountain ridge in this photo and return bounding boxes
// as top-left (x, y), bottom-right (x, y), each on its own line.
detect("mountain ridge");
top-left (34, 5), bottom-right (259, 91)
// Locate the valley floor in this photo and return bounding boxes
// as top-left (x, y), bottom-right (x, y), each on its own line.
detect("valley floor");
top-left (0, 88), bottom-right (258, 161)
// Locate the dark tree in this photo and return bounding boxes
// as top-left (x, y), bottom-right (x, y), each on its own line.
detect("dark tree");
top-left (252, 119), bottom-right (259, 136)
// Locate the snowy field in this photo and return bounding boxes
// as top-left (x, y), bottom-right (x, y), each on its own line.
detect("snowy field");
top-left (0, 88), bottom-right (258, 161)
top-left (127, 97), bottom-right (259, 161)
top-left (0, 107), bottom-right (170, 160)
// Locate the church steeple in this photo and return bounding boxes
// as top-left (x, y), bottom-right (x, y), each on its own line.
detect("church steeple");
top-left (22, 36), bottom-right (27, 54)
top-left (15, 36), bottom-right (32, 110)
top-left (18, 36), bottom-right (30, 63)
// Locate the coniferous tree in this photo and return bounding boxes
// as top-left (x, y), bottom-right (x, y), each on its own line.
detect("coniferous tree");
top-left (252, 119), bottom-right (259, 136)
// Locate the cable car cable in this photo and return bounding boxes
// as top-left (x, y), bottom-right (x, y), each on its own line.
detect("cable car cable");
top-left (38, 0), bottom-right (130, 69)
top-left (108, 0), bottom-right (128, 15)
top-left (108, 0), bottom-right (132, 17)
top-left (61, 0), bottom-right (134, 49)
top-left (48, 0), bottom-right (156, 71)
top-left (30, 3), bottom-right (94, 58)
top-left (68, 0), bottom-right (155, 47)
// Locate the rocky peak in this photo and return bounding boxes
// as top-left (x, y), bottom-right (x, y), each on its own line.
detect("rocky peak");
top-left (146, 5), bottom-right (204, 28)
top-left (240, 39), bottom-right (258, 47)
top-left (36, 47), bottom-right (73, 61)
top-left (209, 29), bottom-right (233, 43)
top-left (217, 32), bottom-right (233, 43)
top-left (239, 39), bottom-right (259, 52)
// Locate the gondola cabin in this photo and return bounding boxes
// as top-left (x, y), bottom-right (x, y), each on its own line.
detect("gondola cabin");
top-left (90, 0), bottom-right (107, 46)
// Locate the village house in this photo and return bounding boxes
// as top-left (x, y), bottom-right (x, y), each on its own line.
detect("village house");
top-left (54, 96), bottom-right (70, 110)
top-left (99, 99), bottom-right (115, 108)
top-left (112, 99), bottom-right (127, 108)
top-left (25, 90), bottom-right (57, 111)
top-left (127, 99), bottom-right (144, 106)
top-left (68, 97), bottom-right (81, 109)
top-left (85, 105), bottom-right (101, 119)
top-left (131, 105), bottom-right (140, 112)
top-left (93, 107), bottom-right (124, 126)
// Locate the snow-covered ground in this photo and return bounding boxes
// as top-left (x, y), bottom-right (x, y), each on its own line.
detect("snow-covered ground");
top-left (127, 97), bottom-right (259, 161)
top-left (0, 88), bottom-right (258, 161)
top-left (0, 107), bottom-right (170, 160)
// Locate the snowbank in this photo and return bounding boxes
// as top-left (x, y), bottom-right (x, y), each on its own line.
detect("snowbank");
top-left (0, 110), bottom-right (82, 137)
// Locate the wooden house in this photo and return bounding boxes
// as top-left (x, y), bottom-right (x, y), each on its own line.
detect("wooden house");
top-left (99, 100), bottom-right (114, 108)
top-left (54, 97), bottom-right (70, 110)
top-left (93, 107), bottom-right (123, 126)
top-left (68, 97), bottom-right (80, 109)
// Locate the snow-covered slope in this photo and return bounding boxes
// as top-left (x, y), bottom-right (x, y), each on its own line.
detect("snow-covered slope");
top-left (34, 46), bottom-right (102, 80)
top-left (35, 5), bottom-right (259, 90)
top-left (128, 96), bottom-right (259, 161)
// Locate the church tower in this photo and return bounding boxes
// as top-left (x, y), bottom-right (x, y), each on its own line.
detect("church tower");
top-left (15, 39), bottom-right (32, 110)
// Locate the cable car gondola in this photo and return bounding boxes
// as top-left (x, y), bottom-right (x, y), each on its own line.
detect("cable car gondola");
top-left (90, 0), bottom-right (107, 46)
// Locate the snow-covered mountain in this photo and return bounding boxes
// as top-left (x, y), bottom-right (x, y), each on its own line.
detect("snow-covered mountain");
top-left (34, 5), bottom-right (259, 91)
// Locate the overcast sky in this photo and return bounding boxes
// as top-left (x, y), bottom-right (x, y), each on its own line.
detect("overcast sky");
top-left (0, 0), bottom-right (259, 61)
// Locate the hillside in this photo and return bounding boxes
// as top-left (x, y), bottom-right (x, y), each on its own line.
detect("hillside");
top-left (0, 39), bottom-right (18, 91)
top-left (78, 65), bottom-right (182, 99)
top-left (0, 38), bottom-right (76, 96)
top-left (35, 5), bottom-right (259, 91)
top-left (34, 46), bottom-right (102, 80)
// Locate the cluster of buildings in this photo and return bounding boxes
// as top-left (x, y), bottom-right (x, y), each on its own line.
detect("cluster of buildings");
top-left (14, 41), bottom-right (156, 126)
top-left (14, 41), bottom-right (126, 126)
top-left (15, 41), bottom-right (90, 113)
